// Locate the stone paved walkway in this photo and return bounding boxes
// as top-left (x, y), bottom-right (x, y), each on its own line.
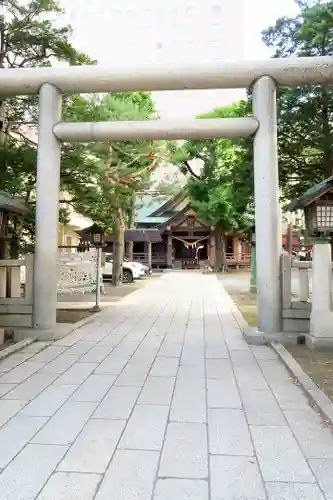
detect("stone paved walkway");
top-left (0, 272), bottom-right (333, 500)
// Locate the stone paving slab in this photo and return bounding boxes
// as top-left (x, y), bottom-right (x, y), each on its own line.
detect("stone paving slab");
top-left (0, 272), bottom-right (333, 499)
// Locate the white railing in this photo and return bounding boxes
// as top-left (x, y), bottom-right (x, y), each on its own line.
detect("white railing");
top-left (57, 250), bottom-right (98, 294)
top-left (292, 260), bottom-right (312, 303)
top-left (281, 252), bottom-right (312, 308)
top-left (225, 252), bottom-right (251, 267)
top-left (280, 254), bottom-right (333, 306)
top-left (0, 250), bottom-right (100, 329)
top-left (131, 252), bottom-right (166, 264)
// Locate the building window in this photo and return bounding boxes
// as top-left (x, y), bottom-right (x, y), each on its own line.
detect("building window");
top-left (212, 5), bottom-right (222, 13)
top-left (316, 205), bottom-right (333, 229)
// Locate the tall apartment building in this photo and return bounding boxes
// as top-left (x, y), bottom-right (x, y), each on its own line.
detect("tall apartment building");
top-left (69, 0), bottom-right (246, 67)
top-left (65, 0), bottom-right (247, 182)
top-left (111, 1), bottom-right (245, 65)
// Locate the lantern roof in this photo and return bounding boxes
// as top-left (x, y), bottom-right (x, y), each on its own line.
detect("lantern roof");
top-left (0, 191), bottom-right (28, 216)
top-left (285, 175), bottom-right (333, 212)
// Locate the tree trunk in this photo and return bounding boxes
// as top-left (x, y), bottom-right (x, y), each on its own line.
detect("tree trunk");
top-left (0, 211), bottom-right (9, 259)
top-left (127, 193), bottom-right (135, 261)
top-left (321, 88), bottom-right (333, 175)
top-left (215, 226), bottom-right (227, 272)
top-left (0, 62), bottom-right (8, 259)
top-left (0, 10), bottom-right (7, 190)
top-left (10, 218), bottom-right (21, 259)
top-left (128, 193), bottom-right (136, 227)
top-left (112, 207), bottom-right (125, 287)
top-left (0, 48), bottom-right (9, 259)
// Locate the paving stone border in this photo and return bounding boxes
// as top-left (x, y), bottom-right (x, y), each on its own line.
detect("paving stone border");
top-left (0, 337), bottom-right (37, 361)
top-left (2, 280), bottom-right (151, 359)
top-left (50, 279), bottom-right (151, 341)
top-left (56, 308), bottom-right (102, 337)
top-left (271, 342), bottom-right (333, 426)
top-left (0, 309), bottom-right (103, 362)
top-left (1, 272), bottom-right (333, 499)
top-left (229, 288), bottom-right (333, 427)
top-left (13, 304), bottom-right (108, 343)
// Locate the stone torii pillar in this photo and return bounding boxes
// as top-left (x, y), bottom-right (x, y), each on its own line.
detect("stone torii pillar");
top-left (33, 84), bottom-right (62, 336)
top-left (252, 76), bottom-right (281, 335)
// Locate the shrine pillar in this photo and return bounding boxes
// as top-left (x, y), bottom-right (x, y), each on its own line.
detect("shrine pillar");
top-left (166, 227), bottom-right (173, 268)
top-left (33, 83), bottom-right (62, 334)
top-left (147, 241), bottom-right (152, 268)
top-left (232, 236), bottom-right (241, 257)
top-left (232, 236), bottom-right (242, 269)
top-left (209, 226), bottom-right (216, 268)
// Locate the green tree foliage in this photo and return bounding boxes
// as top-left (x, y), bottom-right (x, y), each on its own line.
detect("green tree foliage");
top-left (262, 0), bottom-right (333, 200)
top-left (63, 92), bottom-right (158, 285)
top-left (1, 0), bottom-right (93, 120)
top-left (0, 0), bottom-right (96, 256)
top-left (171, 101), bottom-right (254, 270)
top-left (0, 1), bottom-right (159, 267)
top-left (66, 93), bottom-right (158, 229)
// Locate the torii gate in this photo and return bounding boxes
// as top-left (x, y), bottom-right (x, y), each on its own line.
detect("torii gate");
top-left (0, 57), bottom-right (332, 339)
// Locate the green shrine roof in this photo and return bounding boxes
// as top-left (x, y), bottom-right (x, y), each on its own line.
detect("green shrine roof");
top-left (286, 175), bottom-right (333, 212)
top-left (135, 190), bottom-right (187, 227)
top-left (139, 216), bottom-right (170, 224)
top-left (135, 194), bottom-right (169, 223)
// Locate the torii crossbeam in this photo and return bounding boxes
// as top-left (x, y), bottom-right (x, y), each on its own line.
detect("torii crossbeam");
top-left (1, 56), bottom-right (331, 338)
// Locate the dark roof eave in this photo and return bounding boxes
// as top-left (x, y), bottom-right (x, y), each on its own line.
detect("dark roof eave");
top-left (150, 191), bottom-right (185, 217)
top-left (156, 204), bottom-right (193, 229)
top-left (77, 226), bottom-right (162, 243)
top-left (285, 175), bottom-right (333, 212)
top-left (285, 199), bottom-right (303, 212)
top-left (0, 192), bottom-right (28, 216)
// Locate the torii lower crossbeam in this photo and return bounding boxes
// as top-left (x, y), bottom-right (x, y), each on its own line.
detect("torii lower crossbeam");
top-left (0, 56), bottom-right (326, 339)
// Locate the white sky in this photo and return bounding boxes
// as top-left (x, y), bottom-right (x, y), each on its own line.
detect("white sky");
top-left (60, 0), bottom-right (299, 118)
top-left (57, 0), bottom-right (299, 183)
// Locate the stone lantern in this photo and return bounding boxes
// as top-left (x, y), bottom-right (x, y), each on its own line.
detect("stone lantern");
top-left (303, 198), bottom-right (333, 236)
top-left (88, 223), bottom-right (105, 247)
top-left (0, 191), bottom-right (28, 258)
top-left (286, 175), bottom-right (333, 349)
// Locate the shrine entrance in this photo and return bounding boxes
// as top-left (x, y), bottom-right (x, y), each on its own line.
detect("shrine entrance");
top-left (2, 55), bottom-right (330, 336)
top-left (172, 233), bottom-right (209, 269)
top-left (173, 236), bottom-right (209, 261)
top-left (160, 209), bottom-right (213, 270)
